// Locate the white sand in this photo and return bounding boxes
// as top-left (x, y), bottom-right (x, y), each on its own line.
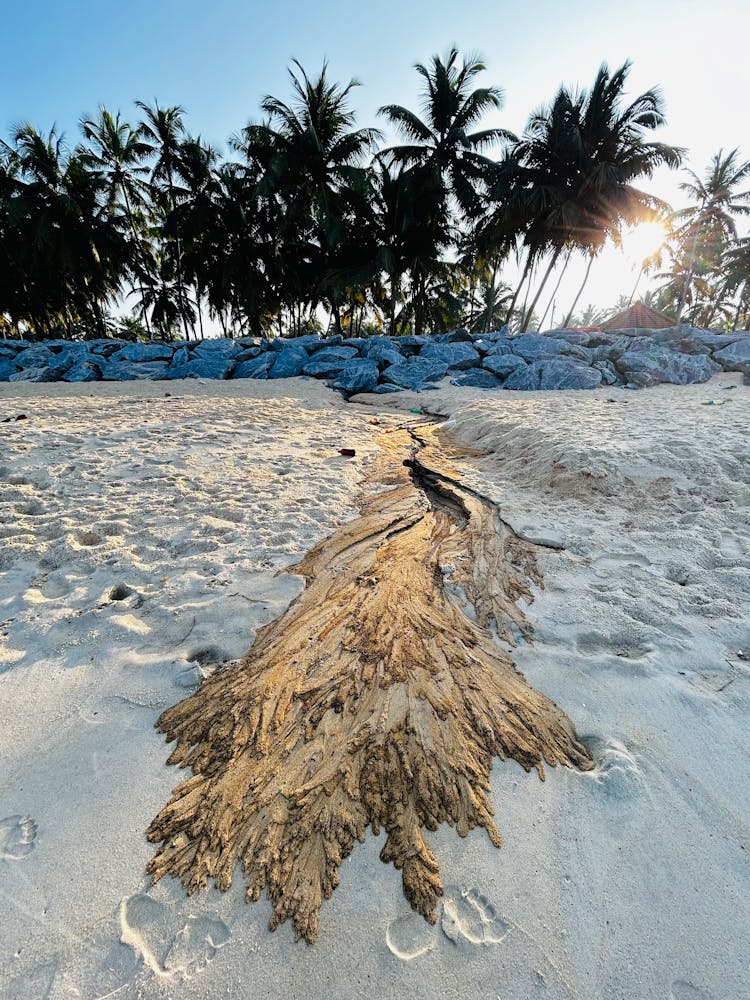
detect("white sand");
top-left (1, 374), bottom-right (748, 999)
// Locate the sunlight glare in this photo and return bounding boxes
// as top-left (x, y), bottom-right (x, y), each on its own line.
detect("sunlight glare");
top-left (621, 221), bottom-right (667, 266)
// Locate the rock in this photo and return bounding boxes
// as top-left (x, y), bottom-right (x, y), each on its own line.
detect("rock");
top-left (62, 361), bottom-right (101, 382)
top-left (419, 342), bottom-right (481, 370)
top-left (559, 343), bottom-right (594, 364)
top-left (301, 358), bottom-right (350, 378)
top-left (476, 338), bottom-right (514, 356)
top-left (9, 364), bottom-right (72, 382)
top-left (450, 370), bottom-right (502, 389)
top-left (370, 383), bottom-right (404, 393)
top-left (0, 343), bottom-right (23, 357)
top-left (593, 360), bottom-right (620, 386)
top-left (100, 361), bottom-right (172, 381)
top-left (616, 348), bottom-right (718, 386)
top-left (0, 357), bottom-right (18, 380)
top-left (482, 354), bottom-right (527, 378)
top-left (167, 357), bottom-right (235, 380)
top-left (341, 338), bottom-right (368, 351)
top-left (433, 328), bottom-right (473, 344)
top-left (110, 342), bottom-right (174, 363)
top-left (538, 359), bottom-right (602, 390)
top-left (171, 346), bottom-right (189, 367)
top-left (648, 327), bottom-right (712, 355)
top-left (711, 337), bottom-right (750, 371)
top-left (743, 365), bottom-right (750, 386)
top-left (364, 340), bottom-right (404, 367)
top-left (691, 330), bottom-right (745, 351)
top-left (13, 345), bottom-right (60, 369)
top-left (306, 346), bottom-right (359, 363)
top-left (392, 335), bottom-right (429, 355)
top-left (192, 338), bottom-right (242, 359)
top-left (381, 357), bottom-right (448, 389)
top-left (235, 345), bottom-right (262, 362)
top-left (268, 347), bottom-right (308, 378)
top-left (88, 340), bottom-right (128, 357)
top-left (507, 333), bottom-right (567, 361)
top-left (233, 355), bottom-right (274, 379)
top-left (330, 359), bottom-right (380, 394)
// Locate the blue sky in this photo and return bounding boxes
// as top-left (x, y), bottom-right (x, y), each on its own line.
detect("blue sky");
top-left (2, 0), bottom-right (748, 312)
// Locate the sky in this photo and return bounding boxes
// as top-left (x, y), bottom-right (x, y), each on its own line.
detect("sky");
top-left (2, 0), bottom-right (748, 320)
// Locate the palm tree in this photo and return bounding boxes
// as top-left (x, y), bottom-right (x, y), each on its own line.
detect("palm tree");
top-left (79, 107), bottom-right (155, 334)
top-left (379, 47), bottom-right (512, 221)
top-left (671, 149), bottom-right (750, 320)
top-left (136, 101), bottom-right (193, 337)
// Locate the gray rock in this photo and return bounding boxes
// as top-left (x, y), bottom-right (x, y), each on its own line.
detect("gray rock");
top-left (100, 361), bottom-right (171, 381)
top-left (88, 340), bottom-right (128, 357)
top-left (9, 363), bottom-right (72, 382)
top-left (268, 347), bottom-right (308, 378)
top-left (692, 330), bottom-right (745, 351)
top-left (370, 383), bottom-right (404, 394)
top-left (364, 340), bottom-right (404, 367)
top-left (433, 328), bottom-right (473, 344)
top-left (110, 342), bottom-right (174, 363)
top-left (538, 359), bottom-right (602, 390)
top-left (616, 348), bottom-right (718, 386)
top-left (168, 357), bottom-right (235, 380)
top-left (508, 333), bottom-right (567, 361)
top-left (482, 354), bottom-right (527, 378)
top-left (593, 360), bottom-right (620, 386)
top-left (420, 342), bottom-right (481, 370)
top-left (301, 358), bottom-right (350, 378)
top-left (62, 361), bottom-right (101, 382)
top-left (381, 356), bottom-right (448, 389)
top-left (559, 343), bottom-right (594, 364)
top-left (307, 346), bottom-right (359, 363)
top-left (341, 338), bottom-right (368, 351)
top-left (233, 355), bottom-right (274, 379)
top-left (330, 359), bottom-right (380, 394)
top-left (171, 346), bottom-right (189, 367)
top-left (743, 365), bottom-right (750, 386)
top-left (711, 337), bottom-right (750, 371)
top-left (476, 338), bottom-right (514, 357)
top-left (13, 345), bottom-right (60, 369)
top-left (235, 345), bottom-right (262, 362)
top-left (392, 335), bottom-right (429, 355)
top-left (192, 338), bottom-right (242, 361)
top-left (450, 370), bottom-right (502, 389)
top-left (0, 357), bottom-right (17, 380)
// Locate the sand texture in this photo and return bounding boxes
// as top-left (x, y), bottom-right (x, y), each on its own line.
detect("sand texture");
top-left (1, 374), bottom-right (749, 998)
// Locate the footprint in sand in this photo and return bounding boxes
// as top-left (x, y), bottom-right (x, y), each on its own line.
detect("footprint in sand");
top-left (441, 885), bottom-right (510, 946)
top-left (582, 737), bottom-right (645, 802)
top-left (385, 913), bottom-right (437, 960)
top-left (119, 892), bottom-right (230, 978)
top-left (0, 815), bottom-right (37, 860)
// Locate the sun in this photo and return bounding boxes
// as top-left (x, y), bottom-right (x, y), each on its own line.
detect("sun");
top-left (621, 221), bottom-right (667, 266)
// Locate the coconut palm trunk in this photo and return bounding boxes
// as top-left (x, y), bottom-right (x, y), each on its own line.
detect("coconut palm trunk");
top-left (563, 252), bottom-right (595, 328)
top-left (521, 247), bottom-right (561, 331)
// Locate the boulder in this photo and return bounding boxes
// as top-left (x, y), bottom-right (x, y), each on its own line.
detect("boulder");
top-left (450, 370), bottom-right (502, 389)
top-left (711, 338), bottom-right (750, 371)
top-left (341, 338), bottom-right (368, 351)
top-left (381, 356), bottom-right (448, 389)
top-left (9, 363), bottom-right (74, 382)
top-left (593, 360), bottom-right (620, 386)
top-left (482, 354), bottom-right (527, 378)
top-left (616, 348), bottom-right (718, 386)
top-left (502, 364), bottom-right (541, 391)
top-left (110, 342), bottom-right (174, 363)
top-left (538, 359), bottom-right (602, 390)
top-left (364, 340), bottom-right (404, 367)
top-left (233, 355), bottom-right (274, 379)
top-left (62, 361), bottom-right (101, 382)
top-left (235, 345), bottom-right (262, 362)
top-left (370, 383), bottom-right (404, 394)
top-left (192, 338), bottom-right (242, 360)
top-left (0, 357), bottom-right (17, 380)
top-left (419, 342), bottom-right (481, 370)
top-left (306, 346), bottom-right (359, 363)
top-left (88, 340), bottom-right (128, 357)
top-left (432, 328), bottom-right (473, 344)
top-left (13, 345), bottom-right (60, 369)
top-left (508, 333), bottom-right (567, 361)
top-left (476, 338), bottom-right (513, 356)
top-left (330, 359), bottom-right (380, 394)
top-left (392, 335), bottom-right (429, 355)
top-left (170, 346), bottom-right (189, 367)
top-left (302, 358), bottom-right (350, 378)
top-left (100, 361), bottom-right (172, 381)
top-left (268, 347), bottom-right (308, 378)
top-left (167, 357), bottom-right (235, 380)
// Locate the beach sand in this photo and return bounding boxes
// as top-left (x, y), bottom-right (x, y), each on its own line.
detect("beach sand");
top-left (1, 373), bottom-right (748, 999)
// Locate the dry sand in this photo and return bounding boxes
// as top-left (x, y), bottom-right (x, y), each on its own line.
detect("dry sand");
top-left (1, 373), bottom-right (748, 999)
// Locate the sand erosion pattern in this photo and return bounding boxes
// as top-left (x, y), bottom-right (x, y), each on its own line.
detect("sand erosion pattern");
top-left (147, 425), bottom-right (593, 942)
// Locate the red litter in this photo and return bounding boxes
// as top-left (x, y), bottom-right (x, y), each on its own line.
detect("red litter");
top-left (339, 448), bottom-right (356, 457)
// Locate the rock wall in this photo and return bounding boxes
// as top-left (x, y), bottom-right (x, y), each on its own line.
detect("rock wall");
top-left (1, 325), bottom-right (749, 394)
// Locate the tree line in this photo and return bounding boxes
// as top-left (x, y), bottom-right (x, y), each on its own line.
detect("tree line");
top-left (0, 48), bottom-right (747, 341)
